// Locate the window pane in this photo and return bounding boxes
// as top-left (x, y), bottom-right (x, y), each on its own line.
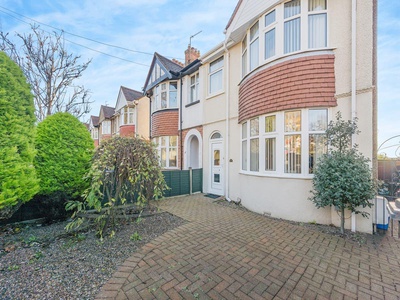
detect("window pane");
top-left (265, 115), bottom-right (276, 132)
top-left (210, 70), bottom-right (223, 94)
top-left (160, 136), bottom-right (166, 146)
top-left (285, 111), bottom-right (301, 132)
top-left (284, 0), bottom-right (301, 18)
top-left (309, 0), bottom-right (326, 11)
top-left (242, 140), bottom-right (247, 170)
top-left (309, 109), bottom-right (327, 131)
top-left (265, 28), bottom-right (276, 59)
top-left (169, 148), bottom-right (177, 167)
top-left (169, 83), bottom-right (177, 108)
top-left (242, 50), bottom-right (247, 76)
top-left (250, 21), bottom-right (259, 41)
top-left (265, 138), bottom-right (276, 171)
top-left (169, 136), bottom-right (177, 147)
top-left (210, 57), bottom-right (223, 72)
top-left (265, 10), bottom-right (276, 27)
top-left (242, 122), bottom-right (247, 139)
top-left (284, 17), bottom-right (301, 53)
top-left (161, 91), bottom-right (167, 108)
top-left (309, 14), bottom-right (327, 48)
top-left (285, 135), bottom-right (301, 173)
top-left (213, 150), bottom-right (220, 166)
top-left (250, 138), bottom-right (259, 172)
top-left (211, 132), bottom-right (222, 139)
top-left (250, 38), bottom-right (259, 71)
top-left (250, 118), bottom-right (259, 136)
top-left (309, 134), bottom-right (327, 173)
top-left (161, 148), bottom-right (167, 168)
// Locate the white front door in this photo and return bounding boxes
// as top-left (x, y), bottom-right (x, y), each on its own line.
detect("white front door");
top-left (210, 142), bottom-right (223, 195)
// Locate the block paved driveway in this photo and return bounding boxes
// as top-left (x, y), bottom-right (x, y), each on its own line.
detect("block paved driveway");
top-left (96, 194), bottom-right (400, 299)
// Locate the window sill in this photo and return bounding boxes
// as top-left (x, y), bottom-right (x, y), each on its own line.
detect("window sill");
top-left (206, 90), bottom-right (225, 100)
top-left (185, 100), bottom-right (200, 108)
top-left (239, 170), bottom-right (313, 180)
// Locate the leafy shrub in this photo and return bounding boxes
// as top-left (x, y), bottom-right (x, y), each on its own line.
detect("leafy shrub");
top-left (34, 112), bottom-right (94, 220)
top-left (0, 51), bottom-right (39, 219)
top-left (66, 136), bottom-right (167, 238)
top-left (309, 113), bottom-right (377, 234)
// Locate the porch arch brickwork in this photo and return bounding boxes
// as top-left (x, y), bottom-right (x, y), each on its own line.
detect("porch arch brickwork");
top-left (238, 54), bottom-right (337, 123)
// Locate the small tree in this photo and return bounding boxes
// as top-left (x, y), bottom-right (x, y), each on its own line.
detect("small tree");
top-left (0, 51), bottom-right (39, 219)
top-left (34, 112), bottom-right (94, 219)
top-left (0, 25), bottom-right (92, 121)
top-left (309, 113), bottom-right (376, 234)
top-left (66, 136), bottom-right (167, 238)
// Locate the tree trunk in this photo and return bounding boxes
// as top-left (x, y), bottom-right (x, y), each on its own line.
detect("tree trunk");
top-left (340, 206), bottom-right (345, 235)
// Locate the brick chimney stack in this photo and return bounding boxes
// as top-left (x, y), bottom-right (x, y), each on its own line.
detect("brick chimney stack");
top-left (185, 46), bottom-right (200, 66)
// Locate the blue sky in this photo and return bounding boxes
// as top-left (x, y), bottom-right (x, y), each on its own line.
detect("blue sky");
top-left (0, 1), bottom-right (398, 157)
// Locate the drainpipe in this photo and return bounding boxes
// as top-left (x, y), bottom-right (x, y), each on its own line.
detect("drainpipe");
top-left (180, 76), bottom-right (184, 170)
top-left (147, 93), bottom-right (152, 140)
top-left (223, 39), bottom-right (231, 202)
top-left (351, 0), bottom-right (357, 232)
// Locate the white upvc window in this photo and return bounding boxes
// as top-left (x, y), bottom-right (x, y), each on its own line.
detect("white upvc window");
top-left (241, 108), bottom-right (328, 177)
top-left (249, 21), bottom-right (259, 72)
top-left (284, 0), bottom-right (301, 54)
top-left (242, 35), bottom-right (247, 77)
top-left (91, 128), bottom-right (98, 139)
top-left (264, 10), bottom-right (276, 60)
top-left (153, 81), bottom-right (178, 112)
top-left (209, 56), bottom-right (223, 95)
top-left (127, 107), bottom-right (135, 124)
top-left (102, 120), bottom-right (111, 134)
top-left (155, 136), bottom-right (178, 168)
top-left (308, 0), bottom-right (327, 49)
top-left (189, 73), bottom-right (199, 103)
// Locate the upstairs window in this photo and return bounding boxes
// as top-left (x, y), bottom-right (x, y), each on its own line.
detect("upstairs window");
top-left (249, 21), bottom-right (259, 71)
top-left (242, 35), bottom-right (247, 77)
top-left (102, 120), bottom-right (111, 134)
top-left (284, 0), bottom-right (301, 54)
top-left (153, 82), bottom-right (178, 112)
top-left (308, 0), bottom-right (327, 48)
top-left (264, 10), bottom-right (276, 60)
top-left (209, 56), bottom-right (223, 95)
top-left (189, 73), bottom-right (199, 103)
top-left (91, 128), bottom-right (98, 139)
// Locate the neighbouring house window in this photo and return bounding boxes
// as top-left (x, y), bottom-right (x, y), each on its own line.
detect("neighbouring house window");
top-left (242, 35), bottom-right (247, 77)
top-left (249, 21), bottom-right (259, 71)
top-left (112, 117), bottom-right (118, 134)
top-left (308, 109), bottom-right (327, 173)
top-left (189, 73), bottom-right (199, 103)
top-left (264, 10), bottom-right (276, 60)
top-left (91, 128), bottom-right (98, 139)
top-left (102, 120), bottom-right (111, 134)
top-left (156, 136), bottom-right (178, 168)
top-left (128, 107), bottom-right (135, 124)
top-left (209, 56), bottom-right (223, 95)
top-left (284, 0), bottom-right (301, 54)
top-left (153, 81), bottom-right (178, 112)
top-left (241, 108), bottom-right (327, 176)
top-left (308, 0), bottom-right (327, 48)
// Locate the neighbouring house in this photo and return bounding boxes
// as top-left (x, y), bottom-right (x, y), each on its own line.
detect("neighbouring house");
top-left (98, 105), bottom-right (115, 144)
top-left (113, 86), bottom-right (149, 139)
top-left (194, 0), bottom-right (377, 233)
top-left (89, 115), bottom-right (100, 147)
top-left (143, 47), bottom-right (202, 170)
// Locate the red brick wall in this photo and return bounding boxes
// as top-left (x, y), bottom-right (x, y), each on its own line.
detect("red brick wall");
top-left (238, 54), bottom-right (337, 123)
top-left (119, 125), bottom-right (135, 137)
top-left (151, 109), bottom-right (179, 138)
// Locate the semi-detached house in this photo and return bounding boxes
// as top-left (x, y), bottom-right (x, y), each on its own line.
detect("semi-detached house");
top-left (143, 0), bottom-right (376, 233)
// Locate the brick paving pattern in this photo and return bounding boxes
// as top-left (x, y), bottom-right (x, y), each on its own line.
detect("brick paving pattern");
top-left (96, 194), bottom-right (400, 299)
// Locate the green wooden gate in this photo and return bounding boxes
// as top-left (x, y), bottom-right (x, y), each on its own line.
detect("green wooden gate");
top-left (162, 168), bottom-right (202, 197)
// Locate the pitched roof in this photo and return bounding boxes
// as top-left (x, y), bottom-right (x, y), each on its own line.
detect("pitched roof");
top-left (100, 105), bottom-right (115, 119)
top-left (121, 86), bottom-right (142, 103)
top-left (155, 52), bottom-right (183, 74)
top-left (225, 0), bottom-right (243, 30)
top-left (90, 115), bottom-right (99, 127)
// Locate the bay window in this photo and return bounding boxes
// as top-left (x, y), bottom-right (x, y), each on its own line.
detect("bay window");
top-left (241, 108), bottom-right (328, 176)
top-left (209, 57), bottom-right (223, 95)
top-left (284, 0), bottom-right (301, 54)
top-left (242, 35), bottom-right (248, 77)
top-left (308, 0), bottom-right (327, 48)
top-left (153, 81), bottom-right (178, 112)
top-left (102, 120), bottom-right (111, 134)
top-left (264, 10), bottom-right (276, 60)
